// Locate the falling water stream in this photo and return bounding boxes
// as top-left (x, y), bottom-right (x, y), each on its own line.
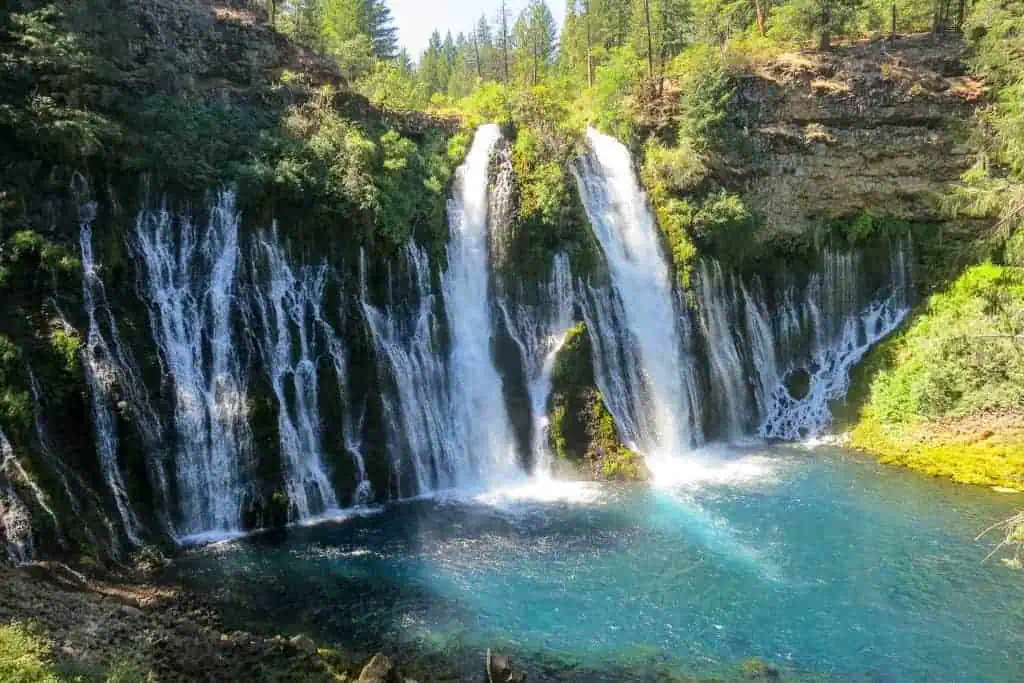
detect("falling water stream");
top-left (575, 127), bottom-right (700, 465)
top-left (441, 123), bottom-right (522, 487)
top-left (133, 191), bottom-right (251, 539)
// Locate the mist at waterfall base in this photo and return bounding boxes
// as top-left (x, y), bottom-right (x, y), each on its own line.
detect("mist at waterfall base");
top-left (167, 447), bottom-right (1024, 681)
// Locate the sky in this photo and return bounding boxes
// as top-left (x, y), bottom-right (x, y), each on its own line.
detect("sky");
top-left (389, 0), bottom-right (567, 60)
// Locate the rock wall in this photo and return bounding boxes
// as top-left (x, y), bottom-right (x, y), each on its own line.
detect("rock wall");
top-left (725, 35), bottom-right (981, 239)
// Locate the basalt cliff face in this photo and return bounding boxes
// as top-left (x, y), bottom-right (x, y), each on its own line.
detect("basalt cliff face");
top-left (726, 35), bottom-right (981, 238)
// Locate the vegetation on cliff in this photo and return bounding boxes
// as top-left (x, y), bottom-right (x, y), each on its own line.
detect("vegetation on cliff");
top-left (850, 263), bottom-right (1024, 489)
top-left (548, 324), bottom-right (646, 481)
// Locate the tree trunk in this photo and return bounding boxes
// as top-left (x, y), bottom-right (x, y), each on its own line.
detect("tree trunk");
top-left (819, 1), bottom-right (832, 50)
top-left (643, 0), bottom-right (654, 79)
top-left (472, 33), bottom-right (482, 80)
top-left (585, 0), bottom-right (594, 87)
top-left (754, 0), bottom-right (766, 37)
top-left (891, 1), bottom-right (897, 37)
top-left (501, 0), bottom-right (510, 83)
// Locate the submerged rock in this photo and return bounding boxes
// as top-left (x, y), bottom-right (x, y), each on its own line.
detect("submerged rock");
top-left (486, 648), bottom-right (526, 683)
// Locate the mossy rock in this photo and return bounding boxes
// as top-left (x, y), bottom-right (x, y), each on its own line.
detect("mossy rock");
top-left (547, 324), bottom-right (648, 482)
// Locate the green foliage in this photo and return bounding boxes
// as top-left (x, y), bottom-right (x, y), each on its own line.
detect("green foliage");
top-left (356, 59), bottom-right (429, 110)
top-left (0, 621), bottom-right (146, 683)
top-left (851, 262), bottom-right (1024, 490)
top-left (0, 622), bottom-right (59, 683)
top-left (0, 336), bottom-right (32, 434)
top-left (641, 140), bottom-right (702, 285)
top-left (551, 323), bottom-right (590, 391)
top-left (49, 328), bottom-right (82, 377)
top-left (865, 263), bottom-right (1024, 425)
top-left (590, 392), bottom-right (645, 480)
top-left (666, 44), bottom-right (732, 147)
top-left (588, 46), bottom-right (645, 142)
top-left (943, 0), bottom-right (1024, 247)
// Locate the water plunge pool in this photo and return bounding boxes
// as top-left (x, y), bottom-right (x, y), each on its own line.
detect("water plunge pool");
top-left (166, 445), bottom-right (1024, 681)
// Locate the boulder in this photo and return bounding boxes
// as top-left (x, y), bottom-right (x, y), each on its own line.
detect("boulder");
top-left (288, 634), bottom-right (316, 653)
top-left (358, 653), bottom-right (399, 683)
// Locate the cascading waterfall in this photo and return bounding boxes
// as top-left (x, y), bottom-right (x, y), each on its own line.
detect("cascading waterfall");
top-left (685, 240), bottom-right (913, 441)
top-left (574, 127), bottom-right (699, 462)
top-left (757, 239), bottom-right (913, 439)
top-left (0, 429), bottom-right (59, 564)
top-left (694, 261), bottom-right (753, 438)
top-left (251, 232), bottom-right (339, 520)
top-left (133, 191), bottom-right (250, 538)
top-left (741, 282), bottom-right (779, 422)
top-left (315, 295), bottom-right (372, 505)
top-left (498, 253), bottom-right (576, 474)
top-left (28, 367), bottom-right (120, 552)
top-left (80, 220), bottom-right (141, 544)
top-left (442, 123), bottom-right (522, 485)
top-left (360, 243), bottom-right (456, 496)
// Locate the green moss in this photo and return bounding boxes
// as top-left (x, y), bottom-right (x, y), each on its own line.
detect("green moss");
top-left (549, 401), bottom-right (569, 461)
top-left (850, 408), bottom-right (1024, 490)
top-left (49, 329), bottom-right (82, 377)
top-left (503, 123), bottom-right (598, 281)
top-left (589, 392), bottom-right (646, 481)
top-left (551, 323), bottom-right (591, 391)
top-left (848, 263), bottom-right (1024, 489)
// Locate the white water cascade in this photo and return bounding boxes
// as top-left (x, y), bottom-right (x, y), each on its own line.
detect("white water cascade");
top-left (80, 221), bottom-right (141, 544)
top-left (251, 232), bottom-right (339, 520)
top-left (694, 261), bottom-right (752, 438)
top-left (499, 253), bottom-right (576, 474)
top-left (0, 429), bottom-right (61, 563)
top-left (316, 295), bottom-right (372, 505)
top-left (360, 243), bottom-right (456, 496)
top-left (133, 191), bottom-right (250, 539)
top-left (441, 123), bottom-right (522, 486)
top-left (574, 127), bottom-right (699, 463)
top-left (757, 239), bottom-right (913, 439)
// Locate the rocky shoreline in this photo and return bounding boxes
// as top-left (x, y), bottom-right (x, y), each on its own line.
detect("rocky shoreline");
top-left (0, 560), bottom-right (435, 682)
top-left (0, 558), bottom-right (796, 682)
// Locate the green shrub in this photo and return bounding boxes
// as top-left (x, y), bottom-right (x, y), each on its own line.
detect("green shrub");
top-left (0, 622), bottom-right (59, 683)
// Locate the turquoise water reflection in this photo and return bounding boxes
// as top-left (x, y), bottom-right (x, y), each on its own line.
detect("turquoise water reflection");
top-left (169, 446), bottom-right (1024, 681)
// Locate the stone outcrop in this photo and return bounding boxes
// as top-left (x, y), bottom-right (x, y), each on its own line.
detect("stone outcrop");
top-left (726, 35), bottom-right (982, 236)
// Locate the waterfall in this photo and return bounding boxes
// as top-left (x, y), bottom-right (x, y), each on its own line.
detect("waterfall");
top-left (499, 253), bottom-right (576, 474)
top-left (574, 127), bottom-right (698, 462)
top-left (315, 293), bottom-right (372, 505)
top-left (0, 482), bottom-right (32, 565)
top-left (0, 429), bottom-right (59, 564)
top-left (28, 367), bottom-right (119, 552)
top-left (133, 191), bottom-right (250, 538)
top-left (758, 239), bottom-right (913, 439)
top-left (251, 231), bottom-right (338, 520)
top-left (441, 123), bottom-right (522, 486)
top-left (694, 262), bottom-right (753, 438)
top-left (360, 243), bottom-right (456, 496)
top-left (80, 221), bottom-right (141, 544)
